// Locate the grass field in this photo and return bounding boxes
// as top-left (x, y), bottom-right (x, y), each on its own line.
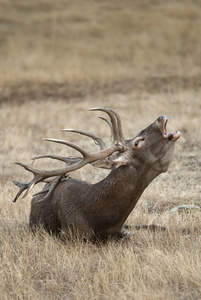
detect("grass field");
top-left (0, 1), bottom-right (201, 299)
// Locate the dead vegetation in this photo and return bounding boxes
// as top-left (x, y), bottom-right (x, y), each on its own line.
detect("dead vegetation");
top-left (0, 0), bottom-right (201, 299)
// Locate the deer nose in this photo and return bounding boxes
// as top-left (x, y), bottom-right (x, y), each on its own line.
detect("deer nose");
top-left (157, 116), bottom-right (168, 122)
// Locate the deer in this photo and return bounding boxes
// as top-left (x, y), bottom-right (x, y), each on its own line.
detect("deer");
top-left (13, 107), bottom-right (180, 241)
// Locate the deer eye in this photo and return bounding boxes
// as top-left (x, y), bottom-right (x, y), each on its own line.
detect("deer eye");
top-left (132, 137), bottom-right (145, 148)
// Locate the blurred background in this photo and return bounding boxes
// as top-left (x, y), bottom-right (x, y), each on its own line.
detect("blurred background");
top-left (0, 0), bottom-right (201, 101)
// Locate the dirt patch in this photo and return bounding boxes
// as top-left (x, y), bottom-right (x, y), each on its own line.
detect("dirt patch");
top-left (1, 74), bottom-right (201, 104)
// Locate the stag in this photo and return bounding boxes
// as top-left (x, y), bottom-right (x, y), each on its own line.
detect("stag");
top-left (13, 108), bottom-right (180, 241)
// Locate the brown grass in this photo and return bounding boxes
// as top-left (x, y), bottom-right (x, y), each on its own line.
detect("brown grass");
top-left (1, 0), bottom-right (201, 86)
top-left (0, 0), bottom-right (201, 299)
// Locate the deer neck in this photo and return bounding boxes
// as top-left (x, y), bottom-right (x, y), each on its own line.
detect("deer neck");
top-left (93, 163), bottom-right (159, 221)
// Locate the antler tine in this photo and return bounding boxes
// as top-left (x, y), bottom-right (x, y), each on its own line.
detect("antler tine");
top-left (22, 178), bottom-right (39, 199)
top-left (15, 138), bottom-right (89, 179)
top-left (109, 108), bottom-right (124, 140)
top-left (43, 138), bottom-right (88, 157)
top-left (89, 107), bottom-right (123, 145)
top-left (33, 154), bottom-right (82, 166)
top-left (98, 116), bottom-right (114, 143)
top-left (14, 162), bottom-right (46, 199)
top-left (15, 161), bottom-right (42, 175)
top-left (61, 129), bottom-right (105, 150)
top-left (12, 180), bottom-right (29, 202)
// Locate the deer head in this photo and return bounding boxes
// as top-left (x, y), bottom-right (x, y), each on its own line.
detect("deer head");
top-left (13, 108), bottom-right (180, 241)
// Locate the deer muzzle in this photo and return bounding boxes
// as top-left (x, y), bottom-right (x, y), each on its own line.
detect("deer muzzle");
top-left (158, 116), bottom-right (180, 141)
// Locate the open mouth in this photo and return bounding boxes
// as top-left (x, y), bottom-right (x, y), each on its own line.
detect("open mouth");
top-left (163, 118), bottom-right (180, 141)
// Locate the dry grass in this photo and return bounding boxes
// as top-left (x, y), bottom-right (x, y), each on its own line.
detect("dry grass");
top-left (1, 0), bottom-right (201, 87)
top-left (0, 0), bottom-right (201, 299)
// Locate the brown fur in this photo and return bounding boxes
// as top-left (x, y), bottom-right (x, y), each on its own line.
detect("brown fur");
top-left (27, 114), bottom-right (180, 241)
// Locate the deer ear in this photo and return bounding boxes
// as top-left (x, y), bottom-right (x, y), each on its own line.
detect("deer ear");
top-left (91, 152), bottom-right (129, 170)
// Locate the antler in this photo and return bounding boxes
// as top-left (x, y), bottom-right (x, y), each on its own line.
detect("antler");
top-left (89, 107), bottom-right (124, 144)
top-left (12, 108), bottom-right (126, 202)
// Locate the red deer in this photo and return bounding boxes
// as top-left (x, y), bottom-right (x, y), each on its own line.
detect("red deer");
top-left (13, 108), bottom-right (180, 241)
